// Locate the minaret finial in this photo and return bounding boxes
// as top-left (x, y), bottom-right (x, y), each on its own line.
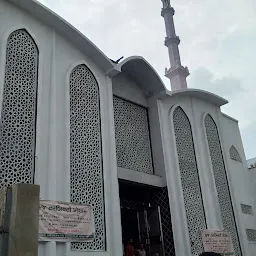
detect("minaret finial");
top-left (161, 0), bottom-right (170, 8)
top-left (161, 0), bottom-right (189, 91)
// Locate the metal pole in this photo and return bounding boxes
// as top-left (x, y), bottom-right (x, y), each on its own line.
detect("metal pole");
top-left (158, 206), bottom-right (165, 256)
top-left (0, 187), bottom-right (12, 256)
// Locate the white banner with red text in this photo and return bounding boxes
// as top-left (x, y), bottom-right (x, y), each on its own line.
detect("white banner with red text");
top-left (38, 200), bottom-right (95, 242)
top-left (202, 229), bottom-right (234, 255)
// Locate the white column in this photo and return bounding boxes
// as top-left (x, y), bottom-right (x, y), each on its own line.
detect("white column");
top-left (157, 99), bottom-right (192, 255)
top-left (191, 99), bottom-right (222, 229)
top-left (101, 76), bottom-right (122, 256)
top-left (45, 28), bottom-right (57, 256)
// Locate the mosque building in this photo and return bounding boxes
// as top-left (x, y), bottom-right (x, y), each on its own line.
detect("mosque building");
top-left (0, 0), bottom-right (255, 255)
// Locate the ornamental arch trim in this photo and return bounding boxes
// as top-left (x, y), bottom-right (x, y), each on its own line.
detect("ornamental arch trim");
top-left (1, 26), bottom-right (40, 51)
top-left (169, 103), bottom-right (185, 119)
top-left (0, 26), bottom-right (41, 112)
top-left (229, 145), bottom-right (242, 163)
top-left (0, 25), bottom-right (41, 68)
top-left (66, 60), bottom-right (101, 85)
top-left (0, 28), bottom-right (39, 189)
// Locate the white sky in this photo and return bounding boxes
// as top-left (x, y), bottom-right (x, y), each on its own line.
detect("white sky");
top-left (39, 0), bottom-right (256, 159)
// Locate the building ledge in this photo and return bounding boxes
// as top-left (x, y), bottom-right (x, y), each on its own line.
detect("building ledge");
top-left (221, 113), bottom-right (238, 123)
top-left (165, 36), bottom-right (180, 46)
top-left (157, 88), bottom-right (228, 107)
top-left (165, 65), bottom-right (190, 79)
top-left (117, 167), bottom-right (166, 187)
top-left (161, 7), bottom-right (175, 17)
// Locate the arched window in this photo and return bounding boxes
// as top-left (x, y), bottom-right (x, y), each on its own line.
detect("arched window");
top-left (0, 29), bottom-right (38, 189)
top-left (173, 107), bottom-right (206, 255)
top-left (204, 114), bottom-right (241, 256)
top-left (69, 64), bottom-right (105, 251)
top-left (229, 145), bottom-right (242, 162)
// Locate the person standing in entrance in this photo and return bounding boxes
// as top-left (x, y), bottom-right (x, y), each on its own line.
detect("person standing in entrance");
top-left (122, 240), bottom-right (125, 256)
top-left (125, 239), bottom-right (135, 256)
top-left (135, 243), bottom-right (146, 256)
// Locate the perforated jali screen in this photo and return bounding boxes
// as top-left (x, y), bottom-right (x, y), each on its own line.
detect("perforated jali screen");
top-left (0, 29), bottom-right (38, 189)
top-left (173, 107), bottom-right (206, 255)
top-left (69, 65), bottom-right (105, 251)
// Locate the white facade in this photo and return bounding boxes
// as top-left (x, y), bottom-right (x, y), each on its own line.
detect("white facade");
top-left (0, 0), bottom-right (254, 256)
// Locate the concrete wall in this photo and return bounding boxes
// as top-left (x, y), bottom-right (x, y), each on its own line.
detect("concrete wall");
top-left (158, 93), bottom-right (251, 256)
top-left (248, 167), bottom-right (256, 212)
top-left (112, 73), bottom-right (148, 107)
top-left (159, 94), bottom-right (205, 256)
top-left (0, 1), bottom-right (254, 256)
top-left (219, 114), bottom-right (256, 255)
top-left (112, 73), bottom-right (167, 179)
top-left (0, 1), bottom-right (122, 256)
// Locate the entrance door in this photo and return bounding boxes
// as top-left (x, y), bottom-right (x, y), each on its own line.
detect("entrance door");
top-left (137, 207), bottom-right (164, 256)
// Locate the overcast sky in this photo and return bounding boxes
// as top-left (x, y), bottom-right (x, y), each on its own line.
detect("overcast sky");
top-left (39, 0), bottom-right (255, 160)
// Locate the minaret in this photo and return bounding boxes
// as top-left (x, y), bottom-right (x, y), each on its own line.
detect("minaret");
top-left (161, 0), bottom-right (189, 91)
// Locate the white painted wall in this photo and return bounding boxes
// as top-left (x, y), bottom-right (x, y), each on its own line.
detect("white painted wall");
top-left (247, 160), bottom-right (256, 215)
top-left (248, 167), bottom-right (256, 212)
top-left (219, 113), bottom-right (256, 255)
top-left (112, 73), bottom-right (148, 107)
top-left (148, 96), bottom-right (167, 178)
top-left (112, 73), bottom-right (167, 178)
top-left (1, 1), bottom-right (254, 256)
top-left (0, 1), bottom-right (122, 256)
top-left (158, 92), bottom-right (252, 256)
top-left (117, 167), bottom-right (166, 187)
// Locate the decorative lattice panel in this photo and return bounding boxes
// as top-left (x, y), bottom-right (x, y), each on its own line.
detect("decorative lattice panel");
top-left (246, 229), bottom-right (256, 241)
top-left (241, 204), bottom-right (253, 215)
top-left (229, 145), bottom-right (242, 163)
top-left (205, 114), bottom-right (241, 256)
top-left (69, 65), bottom-right (105, 251)
top-left (0, 29), bottom-right (38, 189)
top-left (113, 96), bottom-right (153, 174)
top-left (152, 187), bottom-right (175, 256)
top-left (173, 107), bottom-right (206, 255)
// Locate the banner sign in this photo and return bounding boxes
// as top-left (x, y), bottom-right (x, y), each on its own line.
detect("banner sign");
top-left (202, 230), bottom-right (234, 255)
top-left (39, 200), bottom-right (95, 242)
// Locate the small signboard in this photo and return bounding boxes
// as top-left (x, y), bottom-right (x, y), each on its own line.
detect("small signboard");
top-left (202, 229), bottom-right (234, 255)
top-left (38, 200), bottom-right (95, 242)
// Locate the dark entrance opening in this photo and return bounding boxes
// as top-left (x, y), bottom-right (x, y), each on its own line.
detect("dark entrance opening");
top-left (121, 208), bottom-right (139, 245)
top-left (119, 180), bottom-right (175, 256)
